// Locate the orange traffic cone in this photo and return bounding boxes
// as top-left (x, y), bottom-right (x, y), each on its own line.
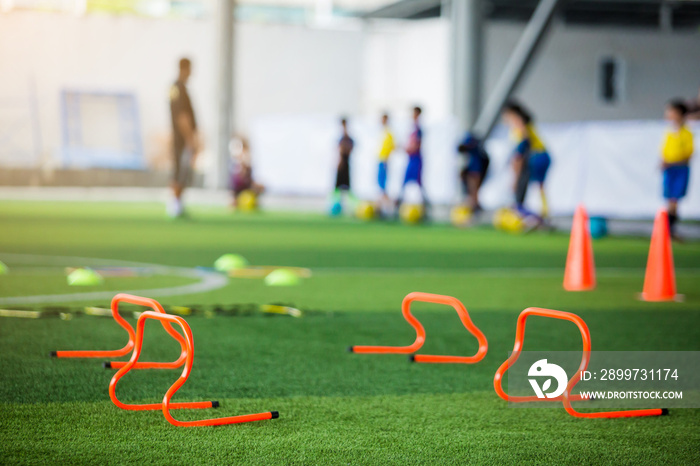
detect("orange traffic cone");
top-left (563, 205), bottom-right (596, 291)
top-left (641, 209), bottom-right (678, 302)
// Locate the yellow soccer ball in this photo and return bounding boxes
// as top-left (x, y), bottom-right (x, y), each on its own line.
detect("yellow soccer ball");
top-left (493, 207), bottom-right (524, 233)
top-left (355, 201), bottom-right (376, 221)
top-left (237, 190), bottom-right (257, 211)
top-left (400, 204), bottom-right (424, 225)
top-left (450, 205), bottom-right (472, 227)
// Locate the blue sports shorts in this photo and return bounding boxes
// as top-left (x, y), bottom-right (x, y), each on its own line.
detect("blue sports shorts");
top-left (378, 161), bottom-right (388, 191)
top-left (403, 156), bottom-right (422, 186)
top-left (529, 151), bottom-right (551, 183)
top-left (663, 165), bottom-right (690, 200)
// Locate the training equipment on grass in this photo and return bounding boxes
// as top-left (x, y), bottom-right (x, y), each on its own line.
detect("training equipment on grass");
top-left (450, 205), bottom-right (472, 227)
top-left (260, 304), bottom-right (303, 318)
top-left (264, 268), bottom-right (302, 286)
top-left (563, 205), bottom-right (596, 291)
top-left (589, 216), bottom-right (608, 239)
top-left (84, 306), bottom-right (113, 317)
top-left (237, 189), bottom-right (258, 211)
top-left (493, 208), bottom-right (524, 233)
top-left (0, 308), bottom-right (41, 319)
top-left (329, 201), bottom-right (342, 216)
top-left (348, 292), bottom-right (487, 364)
top-left (640, 209), bottom-right (680, 302)
top-left (0, 260), bottom-right (8, 274)
top-left (355, 201), bottom-right (376, 221)
top-left (494, 307), bottom-right (666, 419)
top-left (399, 204), bottom-right (423, 225)
top-left (66, 267), bottom-right (103, 286)
top-left (228, 265), bottom-right (312, 279)
top-left (51, 293), bottom-right (189, 371)
top-left (110, 309), bottom-right (278, 426)
top-left (214, 253), bottom-right (249, 272)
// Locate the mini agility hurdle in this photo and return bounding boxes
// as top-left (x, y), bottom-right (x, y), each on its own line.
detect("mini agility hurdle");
top-left (110, 310), bottom-right (278, 426)
top-left (348, 292), bottom-right (488, 364)
top-left (494, 307), bottom-right (666, 418)
top-left (51, 293), bottom-right (189, 371)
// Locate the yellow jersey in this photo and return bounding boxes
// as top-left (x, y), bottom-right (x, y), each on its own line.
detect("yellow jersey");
top-left (661, 125), bottom-right (694, 164)
top-left (511, 124), bottom-right (546, 153)
top-left (378, 128), bottom-right (395, 161)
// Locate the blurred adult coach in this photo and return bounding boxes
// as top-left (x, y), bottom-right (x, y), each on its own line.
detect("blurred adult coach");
top-left (168, 57), bottom-right (199, 218)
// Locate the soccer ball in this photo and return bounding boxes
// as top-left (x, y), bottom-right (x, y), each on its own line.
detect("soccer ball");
top-left (237, 190), bottom-right (257, 211)
top-left (329, 201), bottom-right (343, 217)
top-left (450, 205), bottom-right (472, 227)
top-left (493, 208), bottom-right (524, 233)
top-left (400, 204), bottom-right (424, 225)
top-left (355, 201), bottom-right (376, 221)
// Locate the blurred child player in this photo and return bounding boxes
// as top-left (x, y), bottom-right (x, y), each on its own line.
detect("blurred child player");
top-left (331, 118), bottom-right (356, 213)
top-left (661, 99), bottom-right (694, 239)
top-left (230, 135), bottom-right (265, 208)
top-left (397, 106), bottom-right (428, 210)
top-left (457, 133), bottom-right (490, 213)
top-left (502, 101), bottom-right (551, 225)
top-left (377, 113), bottom-right (395, 212)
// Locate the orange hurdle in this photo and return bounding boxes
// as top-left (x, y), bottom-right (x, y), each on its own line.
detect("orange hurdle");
top-left (494, 307), bottom-right (589, 403)
top-left (50, 293), bottom-right (188, 371)
top-left (494, 307), bottom-right (666, 418)
top-left (348, 292), bottom-right (488, 364)
top-left (110, 310), bottom-right (278, 426)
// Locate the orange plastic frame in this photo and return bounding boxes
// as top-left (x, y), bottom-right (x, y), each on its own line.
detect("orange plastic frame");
top-left (110, 310), bottom-right (278, 426)
top-left (51, 293), bottom-right (188, 370)
top-left (494, 307), bottom-right (666, 418)
top-left (349, 292), bottom-right (488, 364)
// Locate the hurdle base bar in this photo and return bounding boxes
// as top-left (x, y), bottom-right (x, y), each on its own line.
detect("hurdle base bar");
top-left (104, 359), bottom-right (186, 370)
top-left (565, 406), bottom-right (668, 419)
top-left (49, 351), bottom-right (57, 358)
top-left (409, 354), bottom-right (485, 364)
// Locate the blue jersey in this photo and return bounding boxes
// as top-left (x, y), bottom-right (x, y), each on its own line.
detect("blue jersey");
top-left (407, 125), bottom-right (422, 158)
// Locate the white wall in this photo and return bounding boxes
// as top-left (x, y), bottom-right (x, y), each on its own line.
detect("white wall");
top-left (0, 12), bottom-right (364, 170)
top-left (0, 12), bottom-right (217, 169)
top-left (361, 18), bottom-right (700, 123)
top-left (490, 22), bottom-right (700, 123)
top-left (361, 19), bottom-right (451, 123)
top-left (235, 22), bottom-right (364, 130)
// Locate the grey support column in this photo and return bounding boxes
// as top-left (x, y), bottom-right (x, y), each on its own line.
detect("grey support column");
top-left (451, 0), bottom-right (483, 130)
top-left (213, 0), bottom-right (235, 189)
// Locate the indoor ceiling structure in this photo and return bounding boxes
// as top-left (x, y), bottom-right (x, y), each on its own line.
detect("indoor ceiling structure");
top-left (363, 0), bottom-right (700, 29)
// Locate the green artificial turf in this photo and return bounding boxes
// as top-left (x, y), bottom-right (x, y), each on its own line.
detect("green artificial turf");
top-left (0, 201), bottom-right (699, 464)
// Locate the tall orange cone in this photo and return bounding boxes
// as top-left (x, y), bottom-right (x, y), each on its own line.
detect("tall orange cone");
top-left (641, 209), bottom-right (678, 301)
top-left (563, 205), bottom-right (596, 291)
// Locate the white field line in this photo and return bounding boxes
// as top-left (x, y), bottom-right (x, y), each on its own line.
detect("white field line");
top-left (0, 253), bottom-right (228, 305)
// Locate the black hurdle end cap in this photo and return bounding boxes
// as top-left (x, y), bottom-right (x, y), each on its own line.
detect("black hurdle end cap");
top-left (102, 361), bottom-right (112, 369)
top-left (211, 401), bottom-right (220, 408)
top-left (271, 411), bottom-right (279, 419)
top-left (49, 351), bottom-right (57, 358)
top-left (408, 354), bottom-right (416, 362)
top-left (346, 346), bottom-right (354, 353)
top-left (661, 408), bottom-right (669, 416)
